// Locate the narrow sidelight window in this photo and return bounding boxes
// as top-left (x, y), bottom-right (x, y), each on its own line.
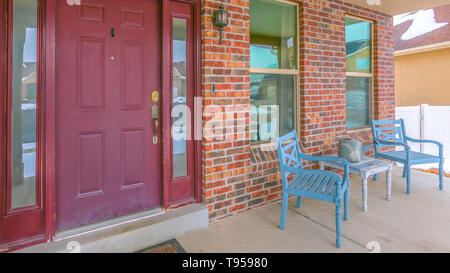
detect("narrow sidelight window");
top-left (10, 0), bottom-right (40, 209)
top-left (172, 18), bottom-right (188, 178)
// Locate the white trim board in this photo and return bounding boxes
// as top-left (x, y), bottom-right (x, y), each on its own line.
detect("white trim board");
top-left (395, 41), bottom-right (450, 57)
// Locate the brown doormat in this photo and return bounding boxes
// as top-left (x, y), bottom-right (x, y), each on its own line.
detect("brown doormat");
top-left (137, 239), bottom-right (186, 253)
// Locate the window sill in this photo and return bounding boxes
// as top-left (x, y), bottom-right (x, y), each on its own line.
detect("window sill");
top-left (347, 126), bottom-right (371, 132)
top-left (250, 141), bottom-right (277, 150)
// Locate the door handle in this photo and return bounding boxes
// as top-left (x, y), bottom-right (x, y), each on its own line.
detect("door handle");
top-left (152, 104), bottom-right (159, 144)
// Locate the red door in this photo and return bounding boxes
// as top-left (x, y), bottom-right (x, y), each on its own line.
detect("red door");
top-left (55, 0), bottom-right (161, 230)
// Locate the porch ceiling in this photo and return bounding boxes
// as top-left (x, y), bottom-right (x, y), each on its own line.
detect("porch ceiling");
top-left (341, 0), bottom-right (450, 15)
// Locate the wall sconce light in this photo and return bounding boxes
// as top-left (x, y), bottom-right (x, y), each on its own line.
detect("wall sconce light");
top-left (213, 3), bottom-right (229, 44)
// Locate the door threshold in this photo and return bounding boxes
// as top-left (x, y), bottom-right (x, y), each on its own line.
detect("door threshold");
top-left (15, 203), bottom-right (208, 253)
top-left (0, 234), bottom-right (46, 253)
top-left (54, 207), bottom-right (164, 241)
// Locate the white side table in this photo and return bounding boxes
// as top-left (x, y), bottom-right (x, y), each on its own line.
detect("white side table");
top-left (319, 156), bottom-right (393, 211)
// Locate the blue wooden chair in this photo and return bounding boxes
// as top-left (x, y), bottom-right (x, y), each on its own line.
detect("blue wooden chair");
top-left (371, 119), bottom-right (444, 194)
top-left (277, 131), bottom-right (350, 248)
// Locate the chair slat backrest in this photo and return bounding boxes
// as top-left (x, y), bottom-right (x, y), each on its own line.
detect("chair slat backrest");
top-left (277, 130), bottom-right (302, 189)
top-left (371, 119), bottom-right (407, 152)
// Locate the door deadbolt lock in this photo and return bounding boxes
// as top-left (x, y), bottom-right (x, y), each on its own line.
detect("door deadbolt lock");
top-left (152, 90), bottom-right (159, 103)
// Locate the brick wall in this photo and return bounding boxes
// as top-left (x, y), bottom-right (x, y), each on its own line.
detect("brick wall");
top-left (202, 0), bottom-right (395, 221)
top-left (299, 0), bottom-right (395, 157)
top-left (202, 0), bottom-right (252, 219)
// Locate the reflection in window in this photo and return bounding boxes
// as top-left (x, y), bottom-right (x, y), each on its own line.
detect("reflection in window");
top-left (250, 74), bottom-right (295, 142)
top-left (345, 17), bottom-right (372, 73)
top-left (172, 18), bottom-right (187, 178)
top-left (250, 0), bottom-right (297, 70)
top-left (11, 0), bottom-right (38, 209)
top-left (346, 77), bottom-right (371, 129)
top-left (249, 0), bottom-right (297, 143)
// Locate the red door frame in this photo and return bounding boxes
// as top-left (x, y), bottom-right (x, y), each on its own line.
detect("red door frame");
top-left (0, 0), bottom-right (6, 249)
top-left (163, 0), bottom-right (202, 207)
top-left (0, 0), bottom-right (46, 252)
top-left (162, 0), bottom-right (202, 208)
top-left (0, 0), bottom-right (202, 250)
top-left (0, 2), bottom-right (5, 225)
top-left (44, 0), bottom-right (57, 242)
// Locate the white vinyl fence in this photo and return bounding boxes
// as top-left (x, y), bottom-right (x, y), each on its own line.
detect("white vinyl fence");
top-left (396, 104), bottom-right (450, 172)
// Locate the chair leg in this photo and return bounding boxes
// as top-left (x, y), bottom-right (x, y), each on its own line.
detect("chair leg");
top-left (344, 190), bottom-right (349, 221)
top-left (402, 167), bottom-right (407, 178)
top-left (439, 160), bottom-right (444, 191)
top-left (335, 202), bottom-right (342, 249)
top-left (406, 165), bottom-right (411, 195)
top-left (296, 196), bottom-right (302, 209)
top-left (279, 191), bottom-right (288, 230)
top-left (374, 156), bottom-right (379, 181)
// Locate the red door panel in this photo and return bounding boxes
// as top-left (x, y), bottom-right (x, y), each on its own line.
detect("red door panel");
top-left (55, 0), bottom-right (161, 230)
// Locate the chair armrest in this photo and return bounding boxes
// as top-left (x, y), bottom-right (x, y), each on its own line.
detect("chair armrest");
top-left (302, 155), bottom-right (348, 165)
top-left (405, 137), bottom-right (442, 146)
top-left (300, 154), bottom-right (350, 182)
top-left (405, 137), bottom-right (444, 157)
top-left (374, 138), bottom-right (411, 151)
top-left (374, 138), bottom-right (412, 161)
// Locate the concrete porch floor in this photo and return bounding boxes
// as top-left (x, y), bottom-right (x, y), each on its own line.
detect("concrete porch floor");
top-left (177, 167), bottom-right (450, 253)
